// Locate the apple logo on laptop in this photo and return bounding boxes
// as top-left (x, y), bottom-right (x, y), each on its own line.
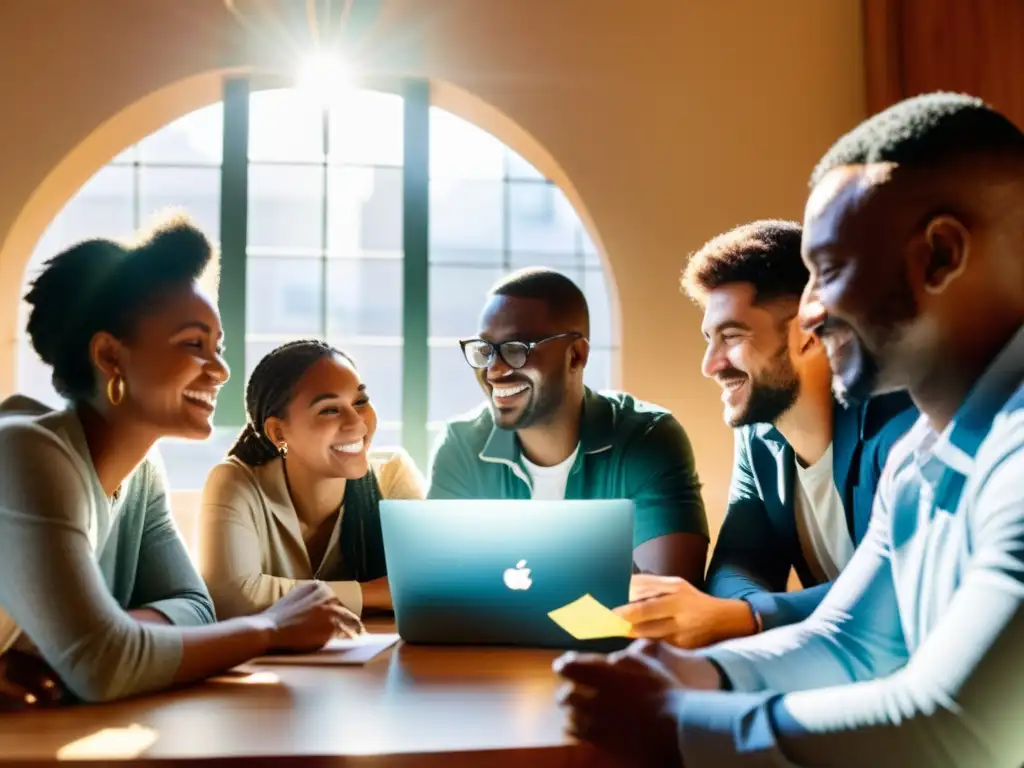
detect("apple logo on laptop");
top-left (503, 559), bottom-right (532, 590)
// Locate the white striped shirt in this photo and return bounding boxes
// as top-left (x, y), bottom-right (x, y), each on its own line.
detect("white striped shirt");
top-left (675, 324), bottom-right (1024, 767)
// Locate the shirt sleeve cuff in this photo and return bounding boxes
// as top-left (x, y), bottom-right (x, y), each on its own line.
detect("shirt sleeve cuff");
top-left (696, 646), bottom-right (767, 693)
top-left (673, 688), bottom-right (791, 767)
top-left (329, 580), bottom-right (364, 616)
top-left (142, 598), bottom-right (212, 627)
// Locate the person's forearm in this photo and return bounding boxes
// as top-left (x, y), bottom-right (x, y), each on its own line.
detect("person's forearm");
top-left (129, 608), bottom-right (172, 625)
top-left (172, 616), bottom-right (273, 686)
top-left (741, 583), bottom-right (831, 631)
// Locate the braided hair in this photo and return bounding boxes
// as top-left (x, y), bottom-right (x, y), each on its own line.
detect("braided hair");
top-left (228, 339), bottom-right (387, 582)
top-left (228, 339), bottom-right (354, 466)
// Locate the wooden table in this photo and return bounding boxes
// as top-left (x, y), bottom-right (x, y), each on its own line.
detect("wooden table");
top-left (0, 621), bottom-right (626, 767)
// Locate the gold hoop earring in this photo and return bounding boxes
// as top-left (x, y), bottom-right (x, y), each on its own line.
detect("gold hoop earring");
top-left (279, 443), bottom-right (288, 457)
top-left (106, 374), bottom-right (125, 407)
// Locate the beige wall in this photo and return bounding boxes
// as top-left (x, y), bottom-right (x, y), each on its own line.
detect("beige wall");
top-left (0, 0), bottom-right (866, 539)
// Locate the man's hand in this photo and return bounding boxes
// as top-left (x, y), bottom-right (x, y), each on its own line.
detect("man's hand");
top-left (625, 639), bottom-right (724, 690)
top-left (553, 648), bottom-right (684, 767)
top-left (0, 650), bottom-right (66, 711)
top-left (618, 574), bottom-right (757, 649)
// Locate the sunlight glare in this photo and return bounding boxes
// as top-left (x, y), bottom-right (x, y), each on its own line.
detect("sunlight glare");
top-left (297, 52), bottom-right (351, 106)
top-left (57, 725), bottom-right (158, 760)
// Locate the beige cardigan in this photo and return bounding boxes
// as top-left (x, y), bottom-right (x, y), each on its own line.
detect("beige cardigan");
top-left (198, 450), bottom-right (425, 619)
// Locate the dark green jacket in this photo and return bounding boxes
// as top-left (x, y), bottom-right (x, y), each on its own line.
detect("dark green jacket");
top-left (427, 388), bottom-right (709, 547)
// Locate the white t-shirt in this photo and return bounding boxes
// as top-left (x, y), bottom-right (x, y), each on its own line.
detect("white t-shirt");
top-left (793, 443), bottom-right (855, 582)
top-left (521, 444), bottom-right (581, 501)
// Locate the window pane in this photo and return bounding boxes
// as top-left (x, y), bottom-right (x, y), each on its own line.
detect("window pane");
top-left (428, 265), bottom-right (502, 338)
top-left (508, 252), bottom-right (584, 270)
top-left (249, 89), bottom-right (325, 162)
top-left (428, 249), bottom-right (504, 267)
top-left (138, 166), bottom-right (221, 242)
top-left (583, 268), bottom-right (614, 347)
top-left (16, 344), bottom-right (61, 410)
top-left (428, 343), bottom-right (487, 422)
top-left (430, 179), bottom-right (503, 253)
top-left (112, 145), bottom-right (137, 165)
top-left (508, 182), bottom-right (577, 254)
top-left (327, 166), bottom-right (402, 257)
top-left (328, 90), bottom-right (404, 167)
top-left (322, 340), bottom-right (403, 427)
top-left (326, 259), bottom-right (403, 338)
top-left (581, 225), bottom-right (602, 267)
top-left (429, 108), bottom-right (504, 179)
top-left (505, 147), bottom-right (544, 181)
top-left (246, 256), bottom-right (323, 336)
top-left (138, 103), bottom-right (223, 165)
top-left (29, 165), bottom-right (135, 271)
top-left (373, 423), bottom-right (403, 453)
top-left (585, 347), bottom-right (615, 392)
top-left (426, 422), bottom-right (444, 458)
top-left (157, 427), bottom-right (237, 491)
top-left (248, 164), bottom-right (324, 252)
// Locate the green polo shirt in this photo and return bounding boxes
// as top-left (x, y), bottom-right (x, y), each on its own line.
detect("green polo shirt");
top-left (427, 388), bottom-right (709, 547)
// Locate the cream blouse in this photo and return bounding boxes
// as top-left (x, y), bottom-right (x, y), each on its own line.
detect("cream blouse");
top-left (198, 449), bottom-right (426, 618)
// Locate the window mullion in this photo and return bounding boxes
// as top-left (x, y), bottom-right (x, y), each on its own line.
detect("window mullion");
top-left (216, 76), bottom-right (251, 427)
top-left (401, 78), bottom-right (430, 468)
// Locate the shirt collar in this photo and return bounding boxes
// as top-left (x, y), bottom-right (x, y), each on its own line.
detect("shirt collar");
top-left (912, 323), bottom-right (1024, 476)
top-left (479, 387), bottom-right (614, 463)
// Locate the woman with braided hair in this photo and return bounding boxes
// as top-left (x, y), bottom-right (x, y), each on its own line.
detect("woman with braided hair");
top-left (198, 339), bottom-right (425, 619)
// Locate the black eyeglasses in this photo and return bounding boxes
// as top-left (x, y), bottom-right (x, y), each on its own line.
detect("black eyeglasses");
top-left (459, 332), bottom-right (584, 370)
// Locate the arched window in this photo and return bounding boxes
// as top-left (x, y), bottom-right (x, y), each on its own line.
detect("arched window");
top-left (17, 82), bottom-right (618, 489)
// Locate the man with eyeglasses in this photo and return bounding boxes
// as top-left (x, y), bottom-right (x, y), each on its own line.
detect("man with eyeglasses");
top-left (427, 267), bottom-right (709, 583)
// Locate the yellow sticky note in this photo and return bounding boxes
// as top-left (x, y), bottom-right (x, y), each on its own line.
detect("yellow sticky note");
top-left (548, 593), bottom-right (633, 640)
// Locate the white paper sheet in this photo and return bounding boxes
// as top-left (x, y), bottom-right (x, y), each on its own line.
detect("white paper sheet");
top-left (246, 633), bottom-right (401, 666)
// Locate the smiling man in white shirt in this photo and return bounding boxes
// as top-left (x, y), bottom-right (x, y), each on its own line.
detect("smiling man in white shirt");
top-left (428, 268), bottom-right (710, 584)
top-left (554, 92), bottom-right (1024, 767)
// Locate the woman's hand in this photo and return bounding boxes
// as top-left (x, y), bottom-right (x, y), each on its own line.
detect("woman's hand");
top-left (261, 582), bottom-right (363, 653)
top-left (0, 650), bottom-right (66, 711)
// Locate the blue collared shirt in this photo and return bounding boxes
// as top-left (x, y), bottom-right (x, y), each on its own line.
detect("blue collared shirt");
top-left (674, 325), bottom-right (1024, 767)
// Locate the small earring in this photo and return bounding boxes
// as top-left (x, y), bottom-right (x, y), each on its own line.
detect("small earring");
top-left (106, 373), bottom-right (125, 406)
top-left (279, 443), bottom-right (288, 457)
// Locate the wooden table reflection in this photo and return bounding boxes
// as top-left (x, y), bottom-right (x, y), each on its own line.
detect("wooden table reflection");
top-left (0, 620), bottom-right (625, 766)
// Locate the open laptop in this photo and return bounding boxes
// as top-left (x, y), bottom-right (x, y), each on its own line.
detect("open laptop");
top-left (379, 499), bottom-right (635, 651)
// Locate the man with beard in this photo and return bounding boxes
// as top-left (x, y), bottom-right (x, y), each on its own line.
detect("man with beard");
top-left (427, 268), bottom-right (709, 583)
top-left (553, 92), bottom-right (1024, 767)
top-left (615, 220), bottom-right (917, 649)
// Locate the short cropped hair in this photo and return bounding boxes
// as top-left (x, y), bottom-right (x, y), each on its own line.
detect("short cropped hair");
top-left (811, 91), bottom-right (1024, 188)
top-left (490, 267), bottom-right (590, 336)
top-left (681, 220), bottom-right (806, 307)
top-left (24, 212), bottom-right (218, 400)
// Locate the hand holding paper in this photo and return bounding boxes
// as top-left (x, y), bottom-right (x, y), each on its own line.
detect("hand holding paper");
top-left (548, 594), bottom-right (633, 640)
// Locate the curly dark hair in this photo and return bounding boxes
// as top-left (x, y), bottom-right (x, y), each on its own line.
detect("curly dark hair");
top-left (681, 220), bottom-right (806, 308)
top-left (24, 212), bottom-right (218, 400)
